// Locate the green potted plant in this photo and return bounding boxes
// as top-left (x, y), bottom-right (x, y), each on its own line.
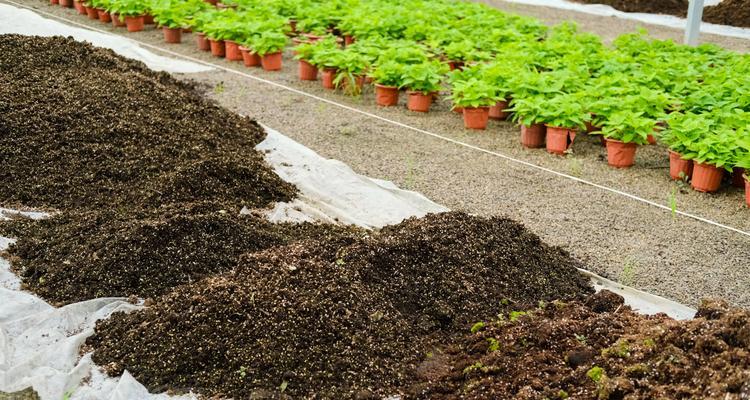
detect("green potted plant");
top-left (736, 148), bottom-right (750, 207)
top-left (369, 60), bottom-right (405, 107)
top-left (109, 0), bottom-right (148, 32)
top-left (448, 77), bottom-right (501, 130)
top-left (331, 51), bottom-right (369, 96)
top-left (508, 95), bottom-right (547, 149)
top-left (539, 93), bottom-right (586, 155)
top-left (660, 112), bottom-right (707, 181)
top-left (310, 45), bottom-right (346, 90)
top-left (249, 31), bottom-right (287, 71)
top-left (597, 111), bottom-right (654, 168)
top-left (150, 0), bottom-right (187, 43)
top-left (401, 61), bottom-right (447, 113)
top-left (682, 126), bottom-right (739, 193)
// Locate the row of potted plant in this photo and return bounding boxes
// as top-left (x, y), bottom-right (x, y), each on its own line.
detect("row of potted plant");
top-left (52, 0), bottom-right (750, 205)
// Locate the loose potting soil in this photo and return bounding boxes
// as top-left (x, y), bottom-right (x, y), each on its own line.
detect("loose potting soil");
top-left (0, 34), bottom-right (295, 212)
top-left (407, 290), bottom-right (750, 400)
top-left (704, 0), bottom-right (750, 28)
top-left (87, 212), bottom-right (594, 399)
top-left (573, 0), bottom-right (688, 16)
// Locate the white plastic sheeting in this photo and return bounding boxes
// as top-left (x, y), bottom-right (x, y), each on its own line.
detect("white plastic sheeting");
top-left (0, 3), bottom-right (212, 73)
top-left (255, 125), bottom-right (449, 229)
top-left (502, 0), bottom-right (750, 40)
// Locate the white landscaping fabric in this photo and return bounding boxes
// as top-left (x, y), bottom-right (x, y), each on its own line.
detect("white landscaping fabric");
top-left (0, 3), bottom-right (212, 73)
top-left (255, 125), bottom-right (449, 229)
top-left (502, 0), bottom-right (750, 40)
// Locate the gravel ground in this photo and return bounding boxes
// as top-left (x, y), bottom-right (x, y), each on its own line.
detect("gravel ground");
top-left (5, 0), bottom-right (750, 308)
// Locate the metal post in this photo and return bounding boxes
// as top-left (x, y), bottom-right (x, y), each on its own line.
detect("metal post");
top-left (684, 0), bottom-right (705, 46)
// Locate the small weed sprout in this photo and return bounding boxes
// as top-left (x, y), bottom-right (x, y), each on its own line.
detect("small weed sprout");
top-left (557, 389), bottom-right (569, 399)
top-left (587, 366), bottom-right (605, 383)
top-left (669, 186), bottom-right (678, 219)
top-left (462, 362), bottom-right (485, 375)
top-left (470, 321), bottom-right (486, 333)
top-left (569, 157), bottom-right (583, 177)
top-left (509, 310), bottom-right (527, 322)
top-left (213, 81), bottom-right (225, 95)
top-left (237, 366), bottom-right (247, 379)
top-left (575, 334), bottom-right (587, 345)
top-left (487, 337), bottom-right (500, 352)
top-left (280, 380), bottom-right (289, 392)
top-left (619, 258), bottom-right (637, 286)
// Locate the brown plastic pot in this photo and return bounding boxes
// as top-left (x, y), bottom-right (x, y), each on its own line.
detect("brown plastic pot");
top-left (745, 177), bottom-right (750, 207)
top-left (97, 9), bottom-right (111, 23)
top-left (732, 168), bottom-right (746, 188)
top-left (85, 5), bottom-right (98, 19)
top-left (209, 39), bottom-right (225, 57)
top-left (407, 91), bottom-right (433, 113)
top-left (224, 40), bottom-right (243, 61)
top-left (452, 106), bottom-right (463, 114)
top-left (163, 27), bottom-right (182, 43)
top-left (647, 134), bottom-right (657, 145)
top-left (239, 46), bottom-right (261, 67)
top-left (289, 19), bottom-right (297, 33)
top-left (488, 100), bottom-right (509, 120)
top-left (321, 68), bottom-right (337, 89)
top-left (143, 14), bottom-right (154, 24)
top-left (605, 139), bottom-right (637, 168)
top-left (521, 124), bottom-right (545, 148)
top-left (463, 107), bottom-right (490, 130)
top-left (545, 125), bottom-right (576, 155)
top-left (375, 84), bottom-right (399, 107)
top-left (74, 0), bottom-right (86, 14)
top-left (260, 52), bottom-right (283, 71)
top-left (50, 0), bottom-right (59, 5)
top-left (195, 32), bottom-right (210, 51)
top-left (60, 0), bottom-right (73, 7)
top-left (691, 161), bottom-right (724, 193)
top-left (447, 60), bottom-right (464, 71)
top-left (124, 15), bottom-right (144, 32)
top-left (298, 59), bottom-right (318, 80)
top-left (344, 35), bottom-right (355, 46)
top-left (668, 150), bottom-right (693, 181)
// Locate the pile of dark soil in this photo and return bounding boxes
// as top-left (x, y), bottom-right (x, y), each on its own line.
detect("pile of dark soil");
top-left (3, 205), bottom-right (361, 304)
top-left (704, 0), bottom-right (750, 28)
top-left (407, 291), bottom-right (750, 399)
top-left (0, 34), bottom-right (295, 212)
top-left (87, 212), bottom-right (594, 399)
top-left (573, 0), bottom-right (688, 16)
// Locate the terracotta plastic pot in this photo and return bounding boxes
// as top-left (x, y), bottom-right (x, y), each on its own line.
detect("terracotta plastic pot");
top-left (745, 177), bottom-right (750, 207)
top-left (111, 13), bottom-right (125, 27)
top-left (74, 0), bottom-right (86, 14)
top-left (163, 27), bottom-right (182, 43)
top-left (182, 27), bottom-right (192, 33)
top-left (195, 32), bottom-right (210, 51)
top-left (209, 39), bottom-right (225, 57)
top-left (647, 134), bottom-right (657, 145)
top-left (224, 40), bottom-right (243, 61)
top-left (260, 52), bottom-right (283, 71)
top-left (452, 106), bottom-right (463, 114)
top-left (488, 100), bottom-right (509, 120)
top-left (463, 107), bottom-right (490, 130)
top-left (691, 161), bottom-right (724, 193)
top-left (585, 121), bottom-right (599, 134)
top-left (375, 84), bottom-right (399, 107)
top-left (50, 0), bottom-right (59, 5)
top-left (204, 0), bottom-right (217, 4)
top-left (521, 124), bottom-right (545, 148)
top-left (605, 139), bottom-right (637, 168)
top-left (85, 5), bottom-right (98, 19)
top-left (239, 46), bottom-right (261, 67)
top-left (60, 0), bottom-right (73, 7)
top-left (289, 19), bottom-right (297, 33)
top-left (344, 35), bottom-right (355, 46)
top-left (298, 59), bottom-right (318, 80)
top-left (407, 91), bottom-right (433, 113)
top-left (668, 150), bottom-right (693, 181)
top-left (97, 9), bottom-right (111, 23)
top-left (321, 68), bottom-right (337, 89)
top-left (143, 14), bottom-right (154, 24)
top-left (124, 15), bottom-right (144, 32)
top-left (732, 168), bottom-right (746, 188)
top-left (545, 125), bottom-right (576, 155)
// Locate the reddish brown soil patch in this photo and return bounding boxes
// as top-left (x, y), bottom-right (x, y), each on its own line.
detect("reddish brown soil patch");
top-left (87, 212), bottom-right (593, 399)
top-left (407, 291), bottom-right (750, 400)
top-left (574, 0), bottom-right (688, 16)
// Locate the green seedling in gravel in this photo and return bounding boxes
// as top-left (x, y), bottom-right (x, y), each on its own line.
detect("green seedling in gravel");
top-left (509, 310), bottom-right (527, 322)
top-left (470, 321), bottom-right (485, 333)
top-left (587, 366), bottom-right (605, 383)
top-left (404, 157), bottom-right (416, 190)
top-left (237, 366), bottom-right (247, 378)
top-left (575, 334), bottom-right (587, 345)
top-left (557, 389), bottom-right (569, 399)
top-left (569, 157), bottom-right (583, 177)
top-left (487, 337), bottom-right (500, 352)
top-left (669, 187), bottom-right (678, 219)
top-left (602, 339), bottom-right (631, 358)
top-left (279, 380), bottom-right (289, 392)
top-left (213, 82), bottom-right (224, 95)
top-left (462, 362), bottom-right (485, 375)
top-left (619, 259), bottom-right (637, 286)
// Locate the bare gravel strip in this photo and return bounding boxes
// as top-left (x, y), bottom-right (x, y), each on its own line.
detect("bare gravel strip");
top-left (7, 0), bottom-right (750, 308)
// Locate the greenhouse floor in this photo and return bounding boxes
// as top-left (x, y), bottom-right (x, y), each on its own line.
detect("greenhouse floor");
top-left (6, 0), bottom-right (749, 309)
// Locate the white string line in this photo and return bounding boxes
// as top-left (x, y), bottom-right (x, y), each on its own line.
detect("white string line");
top-left (8, 0), bottom-right (750, 239)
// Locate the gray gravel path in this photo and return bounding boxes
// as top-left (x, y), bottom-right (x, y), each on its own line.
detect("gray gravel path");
top-left (6, 0), bottom-right (750, 308)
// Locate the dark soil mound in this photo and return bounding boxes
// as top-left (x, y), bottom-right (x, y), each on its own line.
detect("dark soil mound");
top-left (87, 212), bottom-right (593, 399)
top-left (704, 0), bottom-right (750, 28)
top-left (0, 34), bottom-right (295, 212)
top-left (574, 0), bottom-right (688, 16)
top-left (407, 291), bottom-right (750, 400)
top-left (4, 206), bottom-right (361, 304)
